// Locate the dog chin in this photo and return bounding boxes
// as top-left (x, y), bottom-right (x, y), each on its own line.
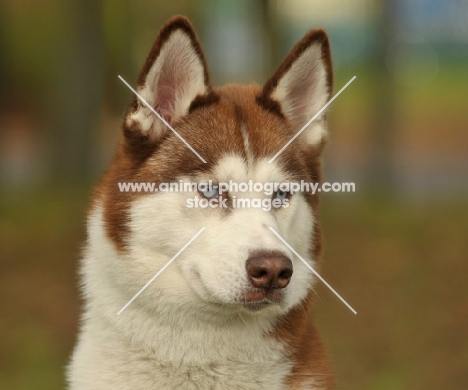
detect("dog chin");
top-left (193, 289), bottom-right (287, 316)
top-left (240, 300), bottom-right (280, 312)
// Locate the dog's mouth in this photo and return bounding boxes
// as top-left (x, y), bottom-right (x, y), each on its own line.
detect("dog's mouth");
top-left (238, 289), bottom-right (285, 311)
top-left (189, 271), bottom-right (287, 312)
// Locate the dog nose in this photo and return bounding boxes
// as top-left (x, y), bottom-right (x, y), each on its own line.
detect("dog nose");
top-left (246, 253), bottom-right (293, 289)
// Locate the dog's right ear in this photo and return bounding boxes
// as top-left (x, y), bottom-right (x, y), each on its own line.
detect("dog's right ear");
top-left (125, 16), bottom-right (212, 143)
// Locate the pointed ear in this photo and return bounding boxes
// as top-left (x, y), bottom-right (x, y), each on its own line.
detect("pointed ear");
top-left (126, 16), bottom-right (213, 141)
top-left (258, 29), bottom-right (333, 146)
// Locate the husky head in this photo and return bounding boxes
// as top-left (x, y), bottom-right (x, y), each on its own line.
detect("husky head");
top-left (94, 16), bottom-right (333, 322)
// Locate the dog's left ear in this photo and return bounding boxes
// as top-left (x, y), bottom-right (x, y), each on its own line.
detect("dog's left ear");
top-left (258, 29), bottom-right (333, 147)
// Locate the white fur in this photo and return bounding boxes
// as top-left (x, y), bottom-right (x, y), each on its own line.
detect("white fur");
top-left (68, 155), bottom-right (319, 389)
top-left (240, 123), bottom-right (254, 168)
top-left (270, 44), bottom-right (329, 145)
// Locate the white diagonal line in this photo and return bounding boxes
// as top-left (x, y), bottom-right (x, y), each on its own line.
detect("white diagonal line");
top-left (268, 227), bottom-right (357, 314)
top-left (268, 76), bottom-right (356, 164)
top-left (118, 75), bottom-right (207, 163)
top-left (117, 227), bottom-right (206, 315)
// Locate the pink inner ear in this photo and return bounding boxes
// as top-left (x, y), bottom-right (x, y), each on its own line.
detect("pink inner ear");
top-left (288, 76), bottom-right (318, 120)
top-left (154, 83), bottom-right (175, 124)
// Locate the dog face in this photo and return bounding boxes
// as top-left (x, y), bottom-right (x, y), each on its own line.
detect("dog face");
top-left (96, 16), bottom-right (332, 321)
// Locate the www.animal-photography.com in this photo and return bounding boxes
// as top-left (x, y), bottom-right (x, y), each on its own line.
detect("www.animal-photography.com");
top-left (1, 1), bottom-right (467, 389)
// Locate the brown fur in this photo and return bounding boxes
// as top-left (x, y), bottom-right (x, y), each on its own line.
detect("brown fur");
top-left (275, 291), bottom-right (335, 389)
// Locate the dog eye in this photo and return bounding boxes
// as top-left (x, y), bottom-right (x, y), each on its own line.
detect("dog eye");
top-left (274, 190), bottom-right (291, 201)
top-left (200, 186), bottom-right (219, 199)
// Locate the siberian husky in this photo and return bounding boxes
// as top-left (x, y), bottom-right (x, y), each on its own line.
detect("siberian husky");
top-left (68, 15), bottom-right (335, 390)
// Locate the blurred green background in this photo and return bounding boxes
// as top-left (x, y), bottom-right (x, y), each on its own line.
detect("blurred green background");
top-left (1, 1), bottom-right (467, 389)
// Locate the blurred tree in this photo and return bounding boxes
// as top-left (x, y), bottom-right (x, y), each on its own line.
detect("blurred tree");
top-left (0, 2), bottom-right (6, 110)
top-left (368, 0), bottom-right (397, 191)
top-left (259, 0), bottom-right (280, 78)
top-left (49, 0), bottom-right (104, 183)
top-left (199, 0), bottom-right (265, 84)
top-left (103, 0), bottom-right (134, 113)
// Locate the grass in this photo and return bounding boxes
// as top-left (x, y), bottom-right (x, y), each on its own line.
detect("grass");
top-left (0, 186), bottom-right (88, 390)
top-left (317, 193), bottom-right (468, 389)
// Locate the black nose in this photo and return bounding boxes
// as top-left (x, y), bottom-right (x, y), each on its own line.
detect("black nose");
top-left (246, 252), bottom-right (293, 289)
